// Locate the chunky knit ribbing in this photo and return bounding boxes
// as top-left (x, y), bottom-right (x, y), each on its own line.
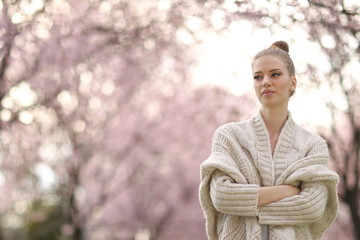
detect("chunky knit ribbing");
top-left (253, 112), bottom-right (295, 185)
top-left (199, 112), bottom-right (339, 240)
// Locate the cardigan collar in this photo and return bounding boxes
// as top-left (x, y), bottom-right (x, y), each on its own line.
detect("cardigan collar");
top-left (253, 111), bottom-right (295, 185)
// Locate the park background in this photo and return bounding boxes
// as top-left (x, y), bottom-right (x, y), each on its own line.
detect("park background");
top-left (0, 0), bottom-right (359, 239)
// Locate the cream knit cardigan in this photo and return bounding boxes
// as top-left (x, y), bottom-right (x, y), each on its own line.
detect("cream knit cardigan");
top-left (199, 112), bottom-right (339, 240)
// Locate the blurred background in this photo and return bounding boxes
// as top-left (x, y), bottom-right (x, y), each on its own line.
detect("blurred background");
top-left (0, 0), bottom-right (359, 239)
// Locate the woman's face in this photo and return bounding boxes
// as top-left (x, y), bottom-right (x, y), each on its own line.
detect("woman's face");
top-left (252, 55), bottom-right (296, 109)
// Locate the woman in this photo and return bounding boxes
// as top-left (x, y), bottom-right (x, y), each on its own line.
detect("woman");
top-left (199, 41), bottom-right (339, 240)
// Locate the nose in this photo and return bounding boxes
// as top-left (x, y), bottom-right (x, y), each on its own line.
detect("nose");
top-left (262, 75), bottom-right (271, 87)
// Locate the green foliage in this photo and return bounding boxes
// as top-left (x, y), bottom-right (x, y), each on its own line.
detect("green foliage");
top-left (25, 199), bottom-right (71, 240)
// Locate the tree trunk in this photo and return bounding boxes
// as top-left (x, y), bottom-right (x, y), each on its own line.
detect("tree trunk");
top-left (69, 183), bottom-right (83, 240)
top-left (344, 188), bottom-right (360, 240)
top-left (0, 219), bottom-right (4, 240)
top-left (73, 226), bottom-right (83, 240)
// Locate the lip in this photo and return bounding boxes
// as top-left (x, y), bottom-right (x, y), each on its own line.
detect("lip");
top-left (262, 90), bottom-right (275, 96)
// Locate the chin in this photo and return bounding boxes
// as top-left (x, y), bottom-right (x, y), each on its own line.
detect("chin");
top-left (260, 99), bottom-right (289, 109)
top-left (260, 99), bottom-right (275, 106)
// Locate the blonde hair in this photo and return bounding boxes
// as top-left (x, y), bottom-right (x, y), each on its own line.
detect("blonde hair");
top-left (252, 41), bottom-right (296, 96)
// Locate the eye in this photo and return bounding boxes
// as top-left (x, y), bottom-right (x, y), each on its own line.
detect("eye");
top-left (271, 72), bottom-right (282, 77)
top-left (253, 75), bottom-right (263, 80)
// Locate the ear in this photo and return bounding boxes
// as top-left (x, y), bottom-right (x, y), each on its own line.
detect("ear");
top-left (290, 76), bottom-right (297, 91)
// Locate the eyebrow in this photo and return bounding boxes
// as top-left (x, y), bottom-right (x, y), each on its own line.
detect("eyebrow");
top-left (253, 68), bottom-right (282, 74)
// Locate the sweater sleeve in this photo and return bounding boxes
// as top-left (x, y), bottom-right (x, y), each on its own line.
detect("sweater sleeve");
top-left (259, 137), bottom-right (331, 225)
top-left (258, 181), bottom-right (328, 225)
top-left (210, 170), bottom-right (260, 216)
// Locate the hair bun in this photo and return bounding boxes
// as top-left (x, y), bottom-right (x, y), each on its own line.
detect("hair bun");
top-left (270, 41), bottom-right (289, 53)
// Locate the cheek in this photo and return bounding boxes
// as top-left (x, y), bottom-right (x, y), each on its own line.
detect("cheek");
top-left (253, 84), bottom-right (262, 98)
top-left (253, 82), bottom-right (261, 91)
top-left (253, 85), bottom-right (260, 96)
top-left (279, 79), bottom-right (291, 89)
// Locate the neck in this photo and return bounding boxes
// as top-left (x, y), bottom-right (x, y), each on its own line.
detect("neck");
top-left (260, 106), bottom-right (289, 136)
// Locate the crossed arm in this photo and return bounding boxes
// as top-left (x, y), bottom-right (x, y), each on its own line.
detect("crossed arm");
top-left (209, 170), bottom-right (300, 214)
top-left (258, 185), bottom-right (300, 207)
top-left (209, 170), bottom-right (327, 224)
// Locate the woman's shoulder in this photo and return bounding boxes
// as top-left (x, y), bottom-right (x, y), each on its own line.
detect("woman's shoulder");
top-left (293, 123), bottom-right (327, 149)
top-left (213, 118), bottom-right (255, 141)
top-left (216, 118), bottom-right (253, 132)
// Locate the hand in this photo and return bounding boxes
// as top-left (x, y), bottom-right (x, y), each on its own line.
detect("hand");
top-left (283, 185), bottom-right (301, 197)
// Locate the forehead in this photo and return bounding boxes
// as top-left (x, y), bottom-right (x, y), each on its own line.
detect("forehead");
top-left (252, 55), bottom-right (287, 73)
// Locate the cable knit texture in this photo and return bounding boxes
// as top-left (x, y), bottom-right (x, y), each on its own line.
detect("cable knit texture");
top-left (199, 112), bottom-right (339, 240)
